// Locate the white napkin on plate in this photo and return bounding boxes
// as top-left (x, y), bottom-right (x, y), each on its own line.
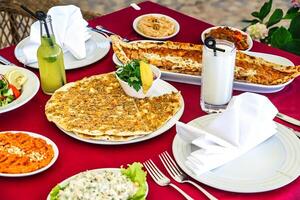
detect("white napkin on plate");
top-left (21, 5), bottom-right (90, 64)
top-left (176, 92), bottom-right (278, 175)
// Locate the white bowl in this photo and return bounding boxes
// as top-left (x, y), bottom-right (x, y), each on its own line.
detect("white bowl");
top-left (116, 65), bottom-right (161, 98)
top-left (201, 26), bottom-right (253, 51)
top-left (0, 65), bottom-right (40, 114)
top-left (133, 13), bottom-right (180, 40)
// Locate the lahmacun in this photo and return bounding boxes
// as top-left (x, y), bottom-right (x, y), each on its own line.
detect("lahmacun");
top-left (45, 73), bottom-right (181, 142)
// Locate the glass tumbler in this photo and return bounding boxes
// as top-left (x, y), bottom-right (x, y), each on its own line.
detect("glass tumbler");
top-left (200, 40), bottom-right (236, 113)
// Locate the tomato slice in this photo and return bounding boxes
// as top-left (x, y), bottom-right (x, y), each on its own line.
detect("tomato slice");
top-left (9, 84), bottom-right (21, 99)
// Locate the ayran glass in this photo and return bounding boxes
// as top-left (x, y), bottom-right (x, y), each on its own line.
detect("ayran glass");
top-left (200, 40), bottom-right (236, 113)
top-left (37, 15), bottom-right (66, 95)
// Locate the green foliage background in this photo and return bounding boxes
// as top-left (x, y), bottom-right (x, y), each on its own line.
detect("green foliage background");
top-left (243, 0), bottom-right (300, 55)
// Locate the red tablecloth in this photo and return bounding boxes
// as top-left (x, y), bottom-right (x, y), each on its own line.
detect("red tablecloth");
top-left (1, 1), bottom-right (300, 200)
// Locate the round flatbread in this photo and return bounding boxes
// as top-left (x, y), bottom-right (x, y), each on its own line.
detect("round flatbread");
top-left (45, 72), bottom-right (181, 141)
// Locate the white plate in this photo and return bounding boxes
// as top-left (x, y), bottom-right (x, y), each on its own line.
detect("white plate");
top-left (161, 51), bottom-right (295, 93)
top-left (133, 13), bottom-right (180, 40)
top-left (0, 131), bottom-right (59, 177)
top-left (113, 50), bottom-right (294, 93)
top-left (201, 26), bottom-right (253, 51)
top-left (46, 168), bottom-right (148, 200)
top-left (172, 114), bottom-right (300, 193)
top-left (57, 79), bottom-right (184, 145)
top-left (0, 65), bottom-right (39, 114)
top-left (14, 31), bottom-right (110, 70)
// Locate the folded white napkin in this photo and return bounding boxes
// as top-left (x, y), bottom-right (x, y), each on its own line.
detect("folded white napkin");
top-left (176, 92), bottom-right (278, 175)
top-left (21, 5), bottom-right (90, 64)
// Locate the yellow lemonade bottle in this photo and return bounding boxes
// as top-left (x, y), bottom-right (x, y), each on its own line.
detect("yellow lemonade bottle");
top-left (37, 13), bottom-right (66, 95)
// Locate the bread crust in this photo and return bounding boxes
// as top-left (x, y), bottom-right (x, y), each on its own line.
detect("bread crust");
top-left (111, 35), bottom-right (300, 85)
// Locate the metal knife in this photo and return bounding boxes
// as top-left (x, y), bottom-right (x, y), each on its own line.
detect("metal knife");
top-left (0, 55), bottom-right (12, 65)
top-left (293, 130), bottom-right (300, 137)
top-left (95, 25), bottom-right (117, 36)
top-left (95, 25), bottom-right (130, 42)
top-left (87, 26), bottom-right (128, 43)
top-left (87, 26), bottom-right (106, 34)
top-left (276, 112), bottom-right (300, 127)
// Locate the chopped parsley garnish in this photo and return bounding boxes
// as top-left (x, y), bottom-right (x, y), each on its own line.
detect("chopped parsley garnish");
top-left (116, 60), bottom-right (142, 92)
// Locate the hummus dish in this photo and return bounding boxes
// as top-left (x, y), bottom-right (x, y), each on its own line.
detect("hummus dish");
top-left (134, 14), bottom-right (179, 39)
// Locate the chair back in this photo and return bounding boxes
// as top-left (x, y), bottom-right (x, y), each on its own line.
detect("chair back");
top-left (0, 0), bottom-right (100, 48)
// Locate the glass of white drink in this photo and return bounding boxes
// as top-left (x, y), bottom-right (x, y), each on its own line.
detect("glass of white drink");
top-left (200, 39), bottom-right (236, 113)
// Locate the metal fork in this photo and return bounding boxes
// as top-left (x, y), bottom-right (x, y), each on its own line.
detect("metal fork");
top-left (159, 151), bottom-right (218, 200)
top-left (143, 159), bottom-right (193, 200)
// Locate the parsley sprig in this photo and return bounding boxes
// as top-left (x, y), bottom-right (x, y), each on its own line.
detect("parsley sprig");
top-left (116, 60), bottom-right (142, 92)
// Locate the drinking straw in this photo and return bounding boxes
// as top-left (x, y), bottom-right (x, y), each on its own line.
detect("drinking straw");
top-left (35, 11), bottom-right (52, 41)
top-left (20, 5), bottom-right (53, 47)
top-left (204, 37), bottom-right (225, 56)
top-left (20, 5), bottom-right (37, 19)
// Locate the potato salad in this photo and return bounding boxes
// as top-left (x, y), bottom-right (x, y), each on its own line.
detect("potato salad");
top-left (57, 170), bottom-right (137, 200)
top-left (50, 162), bottom-right (147, 200)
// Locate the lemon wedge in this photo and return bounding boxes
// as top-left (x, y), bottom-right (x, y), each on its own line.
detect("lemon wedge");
top-left (4, 70), bottom-right (27, 90)
top-left (140, 61), bottom-right (153, 94)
